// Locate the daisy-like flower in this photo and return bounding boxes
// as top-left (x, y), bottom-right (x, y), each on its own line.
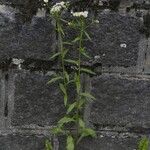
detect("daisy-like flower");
top-left (50, 1), bottom-right (68, 14)
top-left (94, 20), bottom-right (99, 23)
top-left (71, 11), bottom-right (88, 18)
top-left (44, 0), bottom-right (48, 3)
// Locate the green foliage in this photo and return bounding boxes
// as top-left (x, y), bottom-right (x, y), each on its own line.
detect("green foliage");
top-left (45, 2), bottom-right (96, 150)
top-left (67, 135), bottom-right (74, 150)
top-left (45, 140), bottom-right (53, 150)
top-left (138, 137), bottom-right (149, 150)
top-left (47, 76), bottom-right (63, 84)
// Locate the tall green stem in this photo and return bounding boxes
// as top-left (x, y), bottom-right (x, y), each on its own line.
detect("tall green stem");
top-left (57, 18), bottom-right (67, 90)
top-left (75, 18), bottom-right (84, 149)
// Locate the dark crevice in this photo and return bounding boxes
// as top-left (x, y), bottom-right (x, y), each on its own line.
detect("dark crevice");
top-left (21, 58), bottom-right (57, 72)
top-left (4, 101), bottom-right (8, 117)
top-left (92, 123), bottom-right (150, 134)
top-left (0, 59), bottom-right (12, 71)
top-left (5, 74), bottom-right (9, 81)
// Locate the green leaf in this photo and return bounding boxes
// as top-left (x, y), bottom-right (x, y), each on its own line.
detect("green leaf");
top-left (59, 83), bottom-right (67, 106)
top-left (67, 80), bottom-right (75, 85)
top-left (81, 128), bottom-right (96, 138)
top-left (52, 127), bottom-right (63, 135)
top-left (64, 94), bottom-right (68, 107)
top-left (60, 18), bottom-right (68, 23)
top-left (67, 102), bottom-right (76, 114)
top-left (84, 31), bottom-right (92, 41)
top-left (59, 26), bottom-right (65, 36)
top-left (78, 99), bottom-right (85, 109)
top-left (50, 52), bottom-right (61, 60)
top-left (74, 73), bottom-right (80, 94)
top-left (66, 135), bottom-right (74, 150)
top-left (81, 50), bottom-right (91, 59)
top-left (45, 140), bottom-right (53, 150)
top-left (58, 117), bottom-right (75, 126)
top-left (62, 49), bottom-right (69, 58)
top-left (81, 68), bottom-right (96, 75)
top-left (64, 71), bottom-right (69, 83)
top-left (65, 59), bottom-right (79, 66)
top-left (79, 118), bottom-right (85, 128)
top-left (59, 83), bottom-right (66, 95)
top-left (80, 92), bottom-right (96, 100)
top-left (63, 42), bottom-right (72, 45)
top-left (138, 137), bottom-right (149, 150)
top-left (72, 37), bottom-right (80, 43)
top-left (47, 76), bottom-right (63, 84)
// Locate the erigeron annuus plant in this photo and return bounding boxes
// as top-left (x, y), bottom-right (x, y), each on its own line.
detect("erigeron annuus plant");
top-left (45, 1), bottom-right (96, 150)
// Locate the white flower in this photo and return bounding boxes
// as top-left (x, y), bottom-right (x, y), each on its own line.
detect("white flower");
top-left (99, 1), bottom-right (103, 6)
top-left (120, 43), bottom-right (127, 48)
top-left (72, 11), bottom-right (88, 18)
top-left (94, 20), bottom-right (99, 23)
top-left (44, 0), bottom-right (48, 3)
top-left (50, 1), bottom-right (68, 14)
top-left (68, 22), bottom-right (72, 26)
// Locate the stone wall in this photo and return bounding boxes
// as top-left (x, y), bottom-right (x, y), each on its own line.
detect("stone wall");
top-left (0, 0), bottom-right (150, 149)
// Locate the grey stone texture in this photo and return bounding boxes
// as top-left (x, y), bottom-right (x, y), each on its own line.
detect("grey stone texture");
top-left (87, 12), bottom-right (141, 68)
top-left (0, 0), bottom-right (150, 149)
top-left (78, 133), bottom-right (140, 150)
top-left (90, 74), bottom-right (150, 129)
top-left (0, 133), bottom-right (47, 150)
top-left (10, 70), bottom-right (71, 127)
top-left (58, 132), bottom-right (142, 150)
top-left (0, 4), bottom-right (56, 61)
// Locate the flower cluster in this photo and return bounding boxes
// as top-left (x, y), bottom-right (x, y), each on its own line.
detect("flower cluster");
top-left (50, 1), bottom-right (68, 14)
top-left (71, 11), bottom-right (88, 18)
top-left (44, 0), bottom-right (48, 3)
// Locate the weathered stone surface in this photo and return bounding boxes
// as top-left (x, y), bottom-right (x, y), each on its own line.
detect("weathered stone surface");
top-left (78, 134), bottom-right (140, 150)
top-left (58, 132), bottom-right (142, 150)
top-left (0, 71), bottom-right (5, 128)
top-left (87, 12), bottom-right (141, 68)
top-left (11, 70), bottom-right (75, 127)
top-left (0, 5), bottom-right (55, 61)
top-left (90, 74), bottom-right (150, 129)
top-left (0, 134), bottom-right (47, 150)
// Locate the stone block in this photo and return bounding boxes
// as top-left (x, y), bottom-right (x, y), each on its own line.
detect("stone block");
top-left (87, 12), bottom-right (141, 68)
top-left (0, 4), bottom-right (56, 61)
top-left (0, 134), bottom-right (47, 150)
top-left (90, 74), bottom-right (150, 129)
top-left (58, 132), bottom-right (142, 150)
top-left (11, 70), bottom-right (75, 127)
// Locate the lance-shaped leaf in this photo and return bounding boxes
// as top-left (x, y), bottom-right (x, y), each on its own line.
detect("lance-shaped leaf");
top-left (80, 92), bottom-right (96, 100)
top-left (63, 42), bottom-right (73, 45)
top-left (52, 126), bottom-right (63, 135)
top-left (64, 71), bottom-right (69, 83)
top-left (58, 26), bottom-right (65, 36)
top-left (66, 135), bottom-right (74, 150)
top-left (81, 50), bottom-right (91, 59)
top-left (81, 128), bottom-right (96, 138)
top-left (58, 117), bottom-right (75, 126)
top-left (74, 73), bottom-right (80, 94)
top-left (45, 140), bottom-right (53, 150)
top-left (84, 31), bottom-right (92, 41)
top-left (81, 68), bottom-right (96, 75)
top-left (67, 102), bottom-right (77, 114)
top-left (77, 128), bottom-right (96, 144)
top-left (79, 118), bottom-right (85, 128)
top-left (138, 137), bottom-right (149, 150)
top-left (50, 52), bottom-right (61, 60)
top-left (59, 83), bottom-right (68, 106)
top-left (72, 37), bottom-right (80, 43)
top-left (62, 49), bottom-right (69, 58)
top-left (65, 59), bottom-right (79, 66)
top-left (47, 76), bottom-right (63, 84)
